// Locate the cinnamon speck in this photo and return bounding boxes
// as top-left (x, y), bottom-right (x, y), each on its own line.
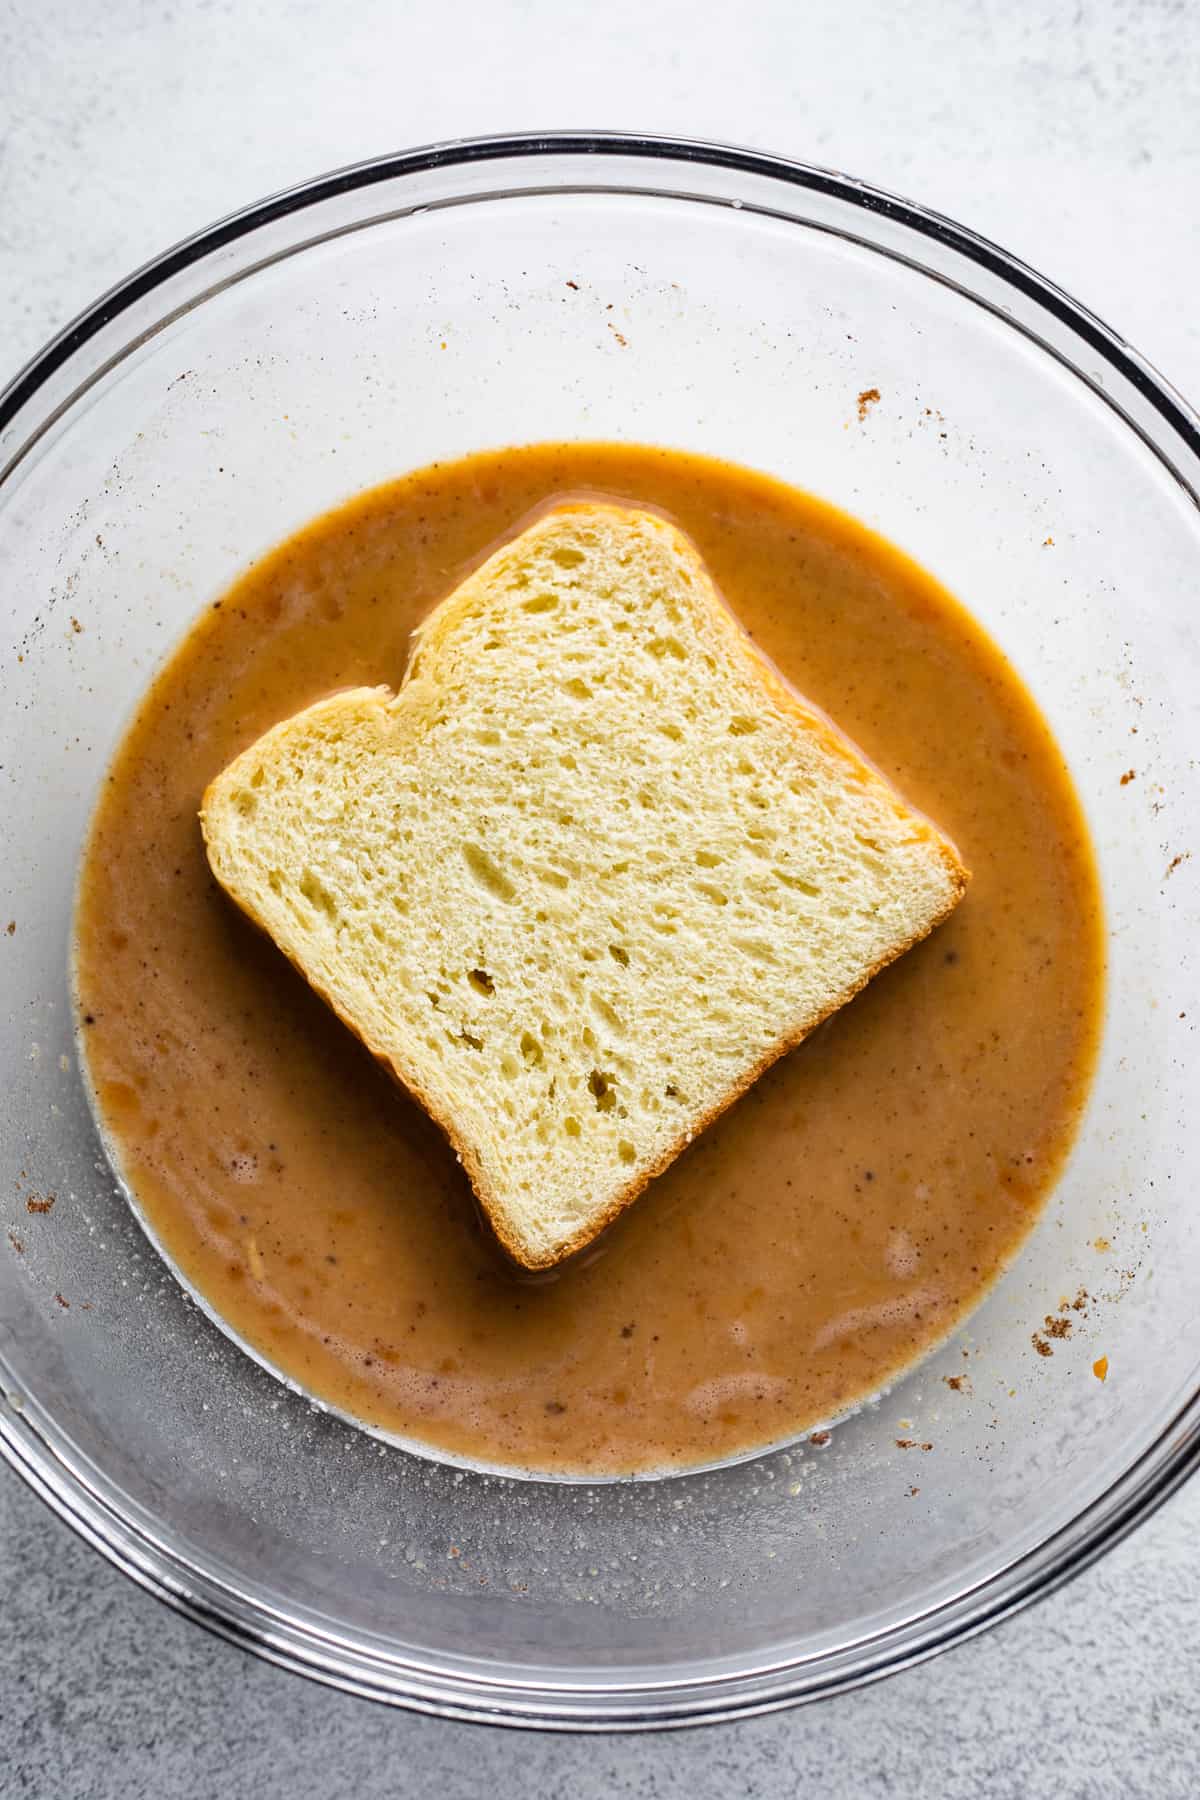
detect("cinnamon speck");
top-left (1044, 1314), bottom-right (1072, 1339)
top-left (565, 280), bottom-right (579, 290)
top-left (1119, 769), bottom-right (1136, 786)
top-left (7, 1232), bottom-right (23, 1254)
top-left (5, 921), bottom-right (14, 935)
top-left (856, 386), bottom-right (881, 421)
top-left (944, 1374), bottom-right (971, 1393)
top-left (608, 323), bottom-right (628, 348)
top-left (909, 1486), bottom-right (920, 1496)
top-left (809, 1430), bottom-right (831, 1447)
top-left (895, 1439), bottom-right (933, 1451)
top-left (1165, 852), bottom-right (1191, 879)
top-left (54, 1292), bottom-right (70, 1309)
top-left (1032, 1334), bottom-right (1053, 1358)
top-left (1093, 1237), bottom-right (1111, 1253)
top-left (70, 617), bottom-right (84, 634)
top-left (26, 1193), bottom-right (56, 1215)
top-left (1093, 1355), bottom-right (1109, 1382)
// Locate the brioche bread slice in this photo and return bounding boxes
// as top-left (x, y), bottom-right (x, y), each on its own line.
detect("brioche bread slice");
top-left (201, 503), bottom-right (967, 1270)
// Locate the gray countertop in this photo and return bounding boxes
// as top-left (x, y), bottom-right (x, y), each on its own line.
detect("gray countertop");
top-left (2, 2), bottom-right (1198, 1793)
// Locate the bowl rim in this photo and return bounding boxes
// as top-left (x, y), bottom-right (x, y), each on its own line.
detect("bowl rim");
top-left (2, 128), bottom-right (1199, 1730)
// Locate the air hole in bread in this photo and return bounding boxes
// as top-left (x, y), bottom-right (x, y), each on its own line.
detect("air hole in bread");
top-left (773, 870), bottom-right (822, 897)
top-left (588, 1070), bottom-right (617, 1112)
top-left (298, 869), bottom-right (338, 920)
top-left (590, 993), bottom-right (625, 1033)
top-left (462, 841), bottom-right (516, 902)
top-left (734, 936), bottom-right (776, 963)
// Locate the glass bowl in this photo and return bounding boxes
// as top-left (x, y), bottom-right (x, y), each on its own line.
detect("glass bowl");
top-left (2, 133), bottom-right (1198, 1730)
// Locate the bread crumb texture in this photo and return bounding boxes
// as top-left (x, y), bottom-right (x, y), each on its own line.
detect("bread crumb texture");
top-left (202, 505), bottom-right (967, 1267)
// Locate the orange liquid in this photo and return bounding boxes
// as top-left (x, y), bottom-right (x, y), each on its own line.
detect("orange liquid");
top-left (75, 444), bottom-right (1104, 1475)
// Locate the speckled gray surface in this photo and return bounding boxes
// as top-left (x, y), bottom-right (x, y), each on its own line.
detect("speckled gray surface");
top-left (2, 1), bottom-right (1199, 1793)
top-left (3, 1461), bottom-right (1199, 1798)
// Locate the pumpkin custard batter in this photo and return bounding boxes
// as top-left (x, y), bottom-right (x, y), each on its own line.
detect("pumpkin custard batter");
top-left (74, 444), bottom-right (1104, 1477)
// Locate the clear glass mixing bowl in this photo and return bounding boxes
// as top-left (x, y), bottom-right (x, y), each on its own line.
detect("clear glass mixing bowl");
top-left (2, 134), bottom-right (1198, 1729)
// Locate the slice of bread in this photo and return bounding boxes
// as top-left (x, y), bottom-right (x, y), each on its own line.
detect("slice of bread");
top-left (202, 503), bottom-right (968, 1270)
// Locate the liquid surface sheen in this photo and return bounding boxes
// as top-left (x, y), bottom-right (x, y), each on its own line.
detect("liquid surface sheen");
top-left (75, 444), bottom-right (1105, 1476)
